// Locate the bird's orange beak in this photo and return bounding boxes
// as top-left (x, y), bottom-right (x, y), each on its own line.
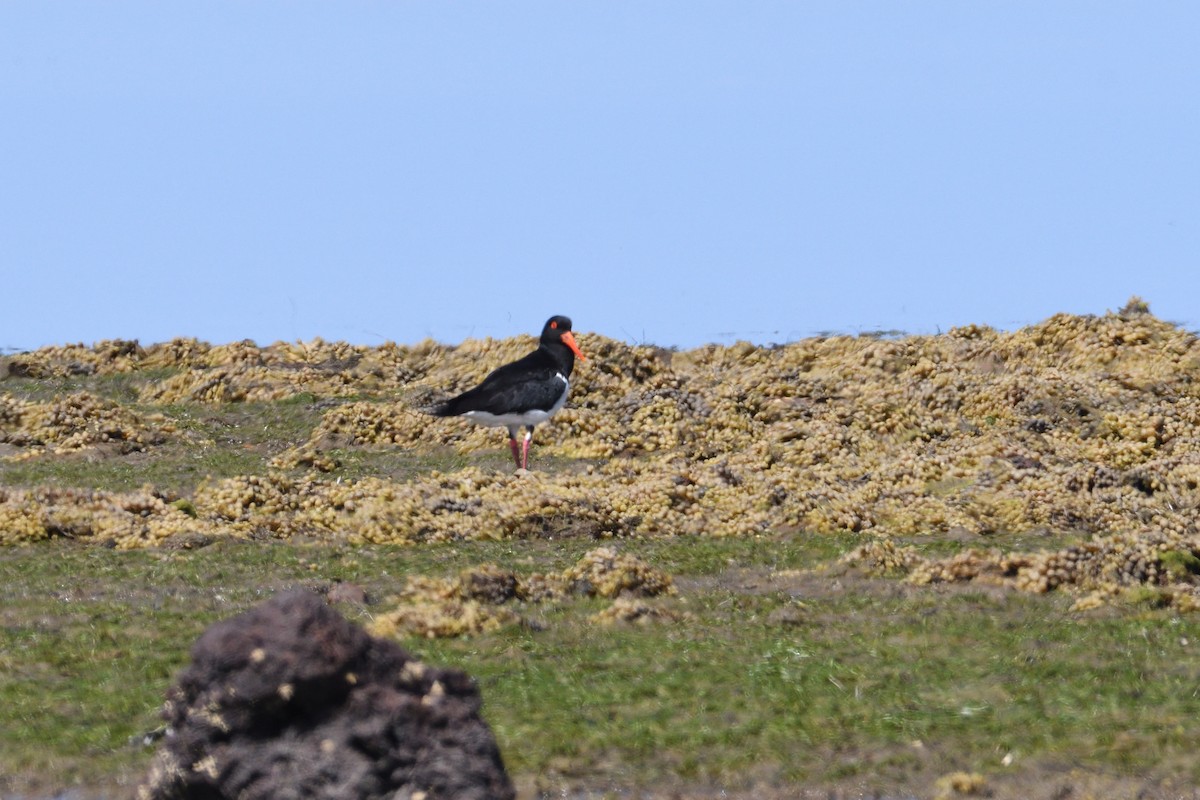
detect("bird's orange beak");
top-left (562, 331), bottom-right (586, 361)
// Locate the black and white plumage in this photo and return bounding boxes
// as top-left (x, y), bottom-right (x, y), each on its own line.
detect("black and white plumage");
top-left (430, 315), bottom-right (585, 470)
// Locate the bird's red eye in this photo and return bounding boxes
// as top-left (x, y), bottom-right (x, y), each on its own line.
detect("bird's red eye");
top-left (550, 321), bottom-right (558, 329)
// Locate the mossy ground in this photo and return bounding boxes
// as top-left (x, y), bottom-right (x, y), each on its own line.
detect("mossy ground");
top-left (3, 536), bottom-right (1199, 799)
top-left (3, 314), bottom-right (1200, 799)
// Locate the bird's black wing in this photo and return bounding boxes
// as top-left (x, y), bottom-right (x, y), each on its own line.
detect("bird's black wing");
top-left (433, 350), bottom-right (566, 416)
top-left (467, 374), bottom-right (564, 415)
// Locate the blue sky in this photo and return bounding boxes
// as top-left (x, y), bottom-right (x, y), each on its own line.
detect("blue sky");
top-left (2, 3), bottom-right (1197, 352)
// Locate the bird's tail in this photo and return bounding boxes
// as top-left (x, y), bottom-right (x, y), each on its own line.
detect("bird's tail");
top-left (408, 386), bottom-right (458, 417)
top-left (425, 398), bottom-right (458, 417)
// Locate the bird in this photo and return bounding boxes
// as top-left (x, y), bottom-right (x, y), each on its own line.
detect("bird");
top-left (429, 315), bottom-right (585, 471)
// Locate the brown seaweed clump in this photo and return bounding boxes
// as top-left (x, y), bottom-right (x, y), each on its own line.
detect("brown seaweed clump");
top-left (0, 486), bottom-right (195, 547)
top-left (4, 303), bottom-right (1200, 611)
top-left (589, 597), bottom-right (688, 626)
top-left (368, 548), bottom-right (677, 639)
top-left (0, 392), bottom-right (171, 456)
top-left (840, 528), bottom-right (1200, 611)
top-left (367, 599), bottom-right (523, 640)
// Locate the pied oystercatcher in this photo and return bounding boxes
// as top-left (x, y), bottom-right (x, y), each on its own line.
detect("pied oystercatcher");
top-left (430, 315), bottom-right (586, 470)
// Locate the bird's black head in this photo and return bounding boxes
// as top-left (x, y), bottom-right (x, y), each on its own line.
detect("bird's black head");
top-left (540, 315), bottom-right (585, 363)
top-left (542, 316), bottom-right (572, 336)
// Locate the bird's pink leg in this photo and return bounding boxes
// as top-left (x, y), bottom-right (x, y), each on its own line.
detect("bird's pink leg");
top-left (508, 435), bottom-right (522, 469)
top-left (522, 429), bottom-right (533, 470)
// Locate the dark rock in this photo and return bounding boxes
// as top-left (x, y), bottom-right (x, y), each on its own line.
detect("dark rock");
top-left (139, 590), bottom-right (515, 800)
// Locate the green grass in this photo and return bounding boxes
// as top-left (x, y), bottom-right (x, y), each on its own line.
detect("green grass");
top-left (2, 536), bottom-right (1199, 797)
top-left (0, 445), bottom-right (267, 494)
top-left (0, 369), bottom-right (182, 403)
top-left (0, 398), bottom-right (328, 492)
